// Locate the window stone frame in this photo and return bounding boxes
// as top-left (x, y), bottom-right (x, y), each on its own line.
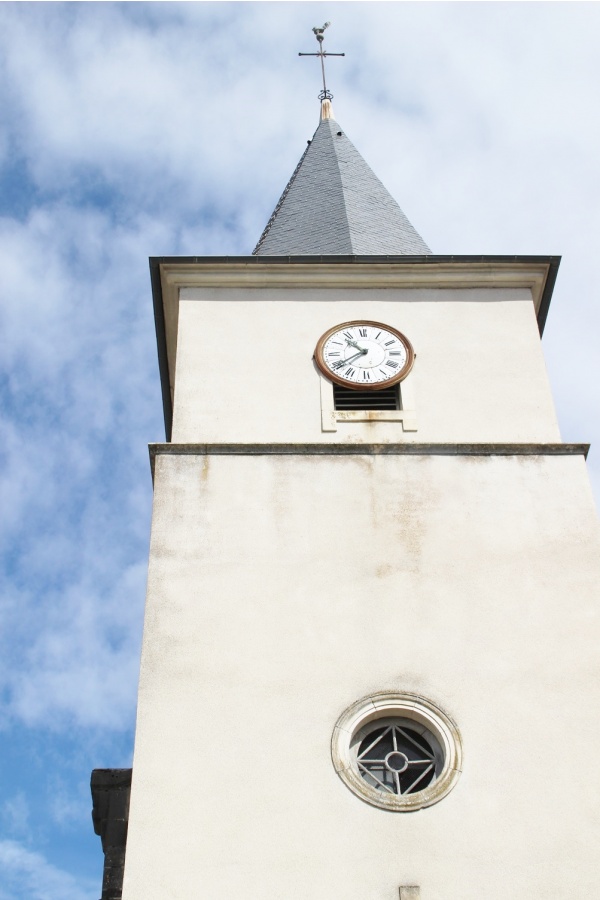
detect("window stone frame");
top-left (331, 691), bottom-right (462, 812)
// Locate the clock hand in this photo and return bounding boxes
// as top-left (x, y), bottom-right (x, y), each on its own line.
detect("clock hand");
top-left (333, 349), bottom-right (367, 369)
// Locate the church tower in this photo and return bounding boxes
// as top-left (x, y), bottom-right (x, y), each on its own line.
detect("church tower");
top-left (96, 27), bottom-right (600, 900)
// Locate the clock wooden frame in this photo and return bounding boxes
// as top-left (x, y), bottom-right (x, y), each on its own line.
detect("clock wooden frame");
top-left (314, 320), bottom-right (415, 391)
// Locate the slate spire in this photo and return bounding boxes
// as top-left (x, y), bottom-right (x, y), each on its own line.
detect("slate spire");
top-left (253, 102), bottom-right (431, 256)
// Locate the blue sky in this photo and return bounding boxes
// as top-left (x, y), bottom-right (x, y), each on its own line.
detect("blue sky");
top-left (1, 2), bottom-right (599, 897)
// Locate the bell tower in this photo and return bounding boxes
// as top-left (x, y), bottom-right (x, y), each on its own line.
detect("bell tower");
top-left (96, 27), bottom-right (600, 900)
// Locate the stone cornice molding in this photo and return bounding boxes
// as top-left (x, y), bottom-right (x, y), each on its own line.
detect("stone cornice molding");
top-left (148, 441), bottom-right (588, 479)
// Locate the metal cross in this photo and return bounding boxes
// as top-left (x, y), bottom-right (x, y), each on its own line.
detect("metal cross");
top-left (298, 22), bottom-right (345, 101)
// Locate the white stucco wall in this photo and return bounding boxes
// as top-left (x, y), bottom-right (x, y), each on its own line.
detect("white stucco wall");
top-left (170, 286), bottom-right (560, 444)
top-left (123, 450), bottom-right (600, 900)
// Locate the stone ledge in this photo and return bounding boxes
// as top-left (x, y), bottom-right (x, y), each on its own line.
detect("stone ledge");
top-left (149, 441), bottom-right (589, 476)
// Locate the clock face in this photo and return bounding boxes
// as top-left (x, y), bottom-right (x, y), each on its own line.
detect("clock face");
top-left (314, 320), bottom-right (415, 390)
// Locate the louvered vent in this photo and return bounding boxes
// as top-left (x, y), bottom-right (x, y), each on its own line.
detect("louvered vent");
top-left (334, 384), bottom-right (400, 411)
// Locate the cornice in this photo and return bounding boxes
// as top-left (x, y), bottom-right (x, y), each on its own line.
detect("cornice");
top-left (148, 441), bottom-right (588, 479)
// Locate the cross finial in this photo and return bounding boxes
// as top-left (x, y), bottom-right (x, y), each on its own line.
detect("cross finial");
top-left (299, 22), bottom-right (345, 102)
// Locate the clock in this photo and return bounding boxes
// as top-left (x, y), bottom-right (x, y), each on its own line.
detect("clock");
top-left (314, 320), bottom-right (415, 390)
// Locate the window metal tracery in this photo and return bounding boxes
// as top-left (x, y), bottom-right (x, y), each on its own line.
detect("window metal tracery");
top-left (356, 722), bottom-right (437, 796)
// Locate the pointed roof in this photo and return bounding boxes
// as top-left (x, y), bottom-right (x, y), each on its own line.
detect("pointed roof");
top-left (253, 109), bottom-right (431, 256)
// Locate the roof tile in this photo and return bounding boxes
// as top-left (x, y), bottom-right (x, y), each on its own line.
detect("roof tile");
top-left (253, 116), bottom-right (430, 256)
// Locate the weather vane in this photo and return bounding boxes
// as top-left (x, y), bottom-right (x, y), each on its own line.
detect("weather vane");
top-left (299, 22), bottom-right (345, 101)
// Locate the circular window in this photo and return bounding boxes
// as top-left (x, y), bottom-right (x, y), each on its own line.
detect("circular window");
top-left (331, 692), bottom-right (462, 811)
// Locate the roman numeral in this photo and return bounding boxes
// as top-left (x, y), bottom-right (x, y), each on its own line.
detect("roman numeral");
top-left (363, 371), bottom-right (371, 380)
top-left (359, 328), bottom-right (367, 337)
top-left (389, 351), bottom-right (402, 356)
top-left (345, 367), bottom-right (356, 377)
top-left (386, 360), bottom-right (399, 368)
top-left (384, 340), bottom-right (395, 347)
top-left (375, 332), bottom-right (381, 340)
top-left (343, 331), bottom-right (353, 340)
top-left (328, 352), bottom-right (341, 356)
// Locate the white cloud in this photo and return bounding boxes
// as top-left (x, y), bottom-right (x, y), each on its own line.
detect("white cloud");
top-left (0, 202), bottom-right (158, 730)
top-left (3, 563), bottom-right (146, 730)
top-left (0, 840), bottom-right (96, 900)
